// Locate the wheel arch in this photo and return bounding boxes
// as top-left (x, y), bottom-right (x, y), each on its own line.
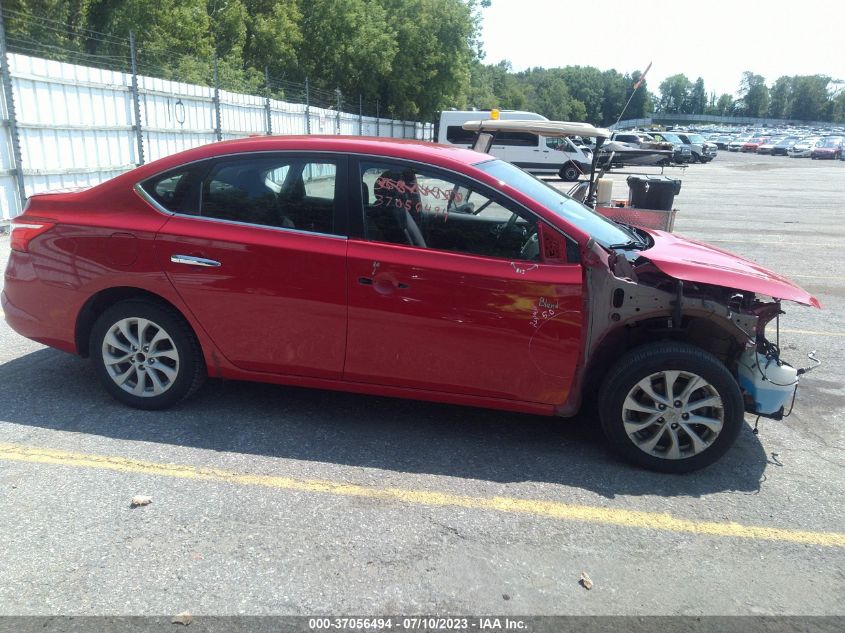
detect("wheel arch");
top-left (559, 161), bottom-right (582, 181)
top-left (578, 314), bottom-right (745, 414)
top-left (75, 287), bottom-right (194, 358)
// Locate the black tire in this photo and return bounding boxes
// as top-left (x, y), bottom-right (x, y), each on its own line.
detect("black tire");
top-left (691, 152), bottom-right (701, 163)
top-left (598, 342), bottom-right (744, 473)
top-left (90, 300), bottom-right (206, 410)
top-left (559, 162), bottom-right (581, 182)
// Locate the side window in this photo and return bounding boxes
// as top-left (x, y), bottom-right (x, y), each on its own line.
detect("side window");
top-left (361, 162), bottom-right (540, 262)
top-left (200, 157), bottom-right (339, 235)
top-left (140, 167), bottom-right (203, 214)
top-left (497, 132), bottom-right (540, 147)
top-left (446, 126), bottom-right (476, 144)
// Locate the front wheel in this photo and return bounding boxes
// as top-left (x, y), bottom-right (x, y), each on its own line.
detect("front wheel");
top-left (559, 162), bottom-right (581, 182)
top-left (598, 342), bottom-right (744, 473)
top-left (90, 300), bottom-right (206, 409)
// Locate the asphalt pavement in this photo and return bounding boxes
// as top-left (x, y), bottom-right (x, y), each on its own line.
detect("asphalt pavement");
top-left (0, 150), bottom-right (843, 618)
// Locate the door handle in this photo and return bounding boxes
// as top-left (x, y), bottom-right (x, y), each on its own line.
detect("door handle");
top-left (171, 254), bottom-right (221, 267)
top-left (358, 276), bottom-right (409, 289)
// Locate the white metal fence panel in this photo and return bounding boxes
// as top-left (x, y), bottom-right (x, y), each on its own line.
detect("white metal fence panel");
top-left (0, 76), bottom-right (18, 219)
top-left (0, 51), bottom-right (434, 222)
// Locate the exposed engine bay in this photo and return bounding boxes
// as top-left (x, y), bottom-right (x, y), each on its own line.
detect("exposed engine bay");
top-left (572, 235), bottom-right (820, 420)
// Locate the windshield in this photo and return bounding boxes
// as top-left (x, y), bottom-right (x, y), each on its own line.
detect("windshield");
top-left (688, 134), bottom-right (706, 143)
top-left (659, 133), bottom-right (683, 144)
top-left (819, 138), bottom-right (842, 147)
top-left (475, 159), bottom-right (635, 248)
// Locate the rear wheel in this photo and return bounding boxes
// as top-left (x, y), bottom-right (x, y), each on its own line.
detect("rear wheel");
top-left (90, 300), bottom-right (205, 409)
top-left (598, 342), bottom-right (744, 473)
top-left (559, 162), bottom-right (581, 182)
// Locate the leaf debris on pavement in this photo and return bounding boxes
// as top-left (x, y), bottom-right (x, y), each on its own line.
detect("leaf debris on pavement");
top-left (172, 611), bottom-right (193, 626)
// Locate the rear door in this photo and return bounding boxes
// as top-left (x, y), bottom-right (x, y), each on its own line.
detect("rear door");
top-left (344, 159), bottom-right (583, 405)
top-left (148, 153), bottom-right (349, 378)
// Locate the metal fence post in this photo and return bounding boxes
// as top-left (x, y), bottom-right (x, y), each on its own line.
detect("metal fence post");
top-left (304, 77), bottom-right (311, 134)
top-left (358, 93), bottom-right (363, 136)
top-left (335, 88), bottom-right (341, 135)
top-left (0, 8), bottom-right (27, 210)
top-left (127, 31), bottom-right (145, 165)
top-left (376, 100), bottom-right (380, 137)
top-left (264, 66), bottom-right (272, 136)
top-left (390, 118), bottom-right (393, 138)
top-left (212, 57), bottom-right (222, 141)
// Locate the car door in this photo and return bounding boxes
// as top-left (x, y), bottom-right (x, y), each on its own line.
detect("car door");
top-left (148, 153), bottom-right (349, 379)
top-left (344, 159), bottom-right (583, 405)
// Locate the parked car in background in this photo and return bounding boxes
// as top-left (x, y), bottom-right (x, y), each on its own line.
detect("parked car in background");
top-left (771, 137), bottom-right (800, 156)
top-left (714, 135), bottom-right (733, 149)
top-left (741, 137), bottom-right (768, 153)
top-left (756, 138), bottom-right (784, 154)
top-left (438, 110), bottom-right (595, 181)
top-left (3, 135), bottom-right (820, 473)
top-left (647, 131), bottom-right (693, 163)
top-left (811, 137), bottom-right (844, 159)
top-left (729, 136), bottom-right (751, 152)
top-left (675, 132), bottom-right (718, 163)
top-left (788, 137), bottom-right (821, 158)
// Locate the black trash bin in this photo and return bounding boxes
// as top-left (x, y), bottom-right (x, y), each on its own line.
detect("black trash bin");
top-left (627, 175), bottom-right (682, 210)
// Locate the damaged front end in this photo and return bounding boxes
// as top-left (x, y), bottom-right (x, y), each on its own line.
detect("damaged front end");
top-left (564, 235), bottom-right (820, 421)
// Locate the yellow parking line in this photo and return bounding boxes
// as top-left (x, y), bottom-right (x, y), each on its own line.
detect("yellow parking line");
top-left (1, 442), bottom-right (843, 549)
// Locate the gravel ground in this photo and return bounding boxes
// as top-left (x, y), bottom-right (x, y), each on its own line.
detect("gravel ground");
top-left (0, 150), bottom-right (843, 619)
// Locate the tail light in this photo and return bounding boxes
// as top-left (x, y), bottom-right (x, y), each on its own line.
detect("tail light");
top-left (10, 219), bottom-right (55, 252)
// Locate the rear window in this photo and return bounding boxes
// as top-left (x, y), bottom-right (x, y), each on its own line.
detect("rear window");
top-left (139, 166), bottom-right (204, 214)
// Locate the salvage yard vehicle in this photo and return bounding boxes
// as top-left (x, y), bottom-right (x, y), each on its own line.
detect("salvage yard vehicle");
top-left (675, 132), bottom-right (718, 163)
top-left (3, 135), bottom-right (820, 473)
top-left (741, 137), bottom-right (768, 152)
top-left (788, 137), bottom-right (820, 158)
top-left (644, 131), bottom-right (693, 164)
top-left (810, 137), bottom-right (843, 159)
top-left (437, 110), bottom-right (594, 181)
top-left (770, 137), bottom-right (800, 156)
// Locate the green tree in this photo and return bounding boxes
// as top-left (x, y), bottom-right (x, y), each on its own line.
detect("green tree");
top-left (624, 70), bottom-right (653, 119)
top-left (376, 0), bottom-right (478, 119)
top-left (297, 0), bottom-right (396, 103)
top-left (831, 89), bottom-right (845, 124)
top-left (241, 0), bottom-right (301, 81)
top-left (737, 71), bottom-right (769, 117)
top-left (657, 73), bottom-right (692, 113)
top-left (522, 69), bottom-right (576, 121)
top-left (559, 66), bottom-right (606, 123)
top-left (767, 76), bottom-right (792, 119)
top-left (690, 77), bottom-right (706, 115)
top-left (714, 93), bottom-right (734, 116)
top-left (788, 75), bottom-right (831, 121)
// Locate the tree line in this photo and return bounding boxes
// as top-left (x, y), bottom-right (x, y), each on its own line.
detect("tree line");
top-left (3, 0), bottom-right (489, 119)
top-left (657, 71), bottom-right (845, 123)
top-left (4, 1), bottom-right (843, 124)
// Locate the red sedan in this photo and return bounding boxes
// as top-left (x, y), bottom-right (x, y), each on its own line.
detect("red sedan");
top-left (3, 136), bottom-right (819, 472)
top-left (740, 137), bottom-right (768, 152)
top-left (810, 137), bottom-right (843, 159)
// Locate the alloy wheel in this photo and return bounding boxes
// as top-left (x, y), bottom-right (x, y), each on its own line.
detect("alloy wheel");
top-left (621, 370), bottom-right (724, 460)
top-left (101, 317), bottom-right (180, 397)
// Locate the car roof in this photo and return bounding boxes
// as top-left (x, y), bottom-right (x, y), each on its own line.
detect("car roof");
top-left (96, 136), bottom-right (492, 192)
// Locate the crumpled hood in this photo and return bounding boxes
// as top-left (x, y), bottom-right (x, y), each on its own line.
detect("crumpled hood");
top-left (640, 230), bottom-right (821, 308)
